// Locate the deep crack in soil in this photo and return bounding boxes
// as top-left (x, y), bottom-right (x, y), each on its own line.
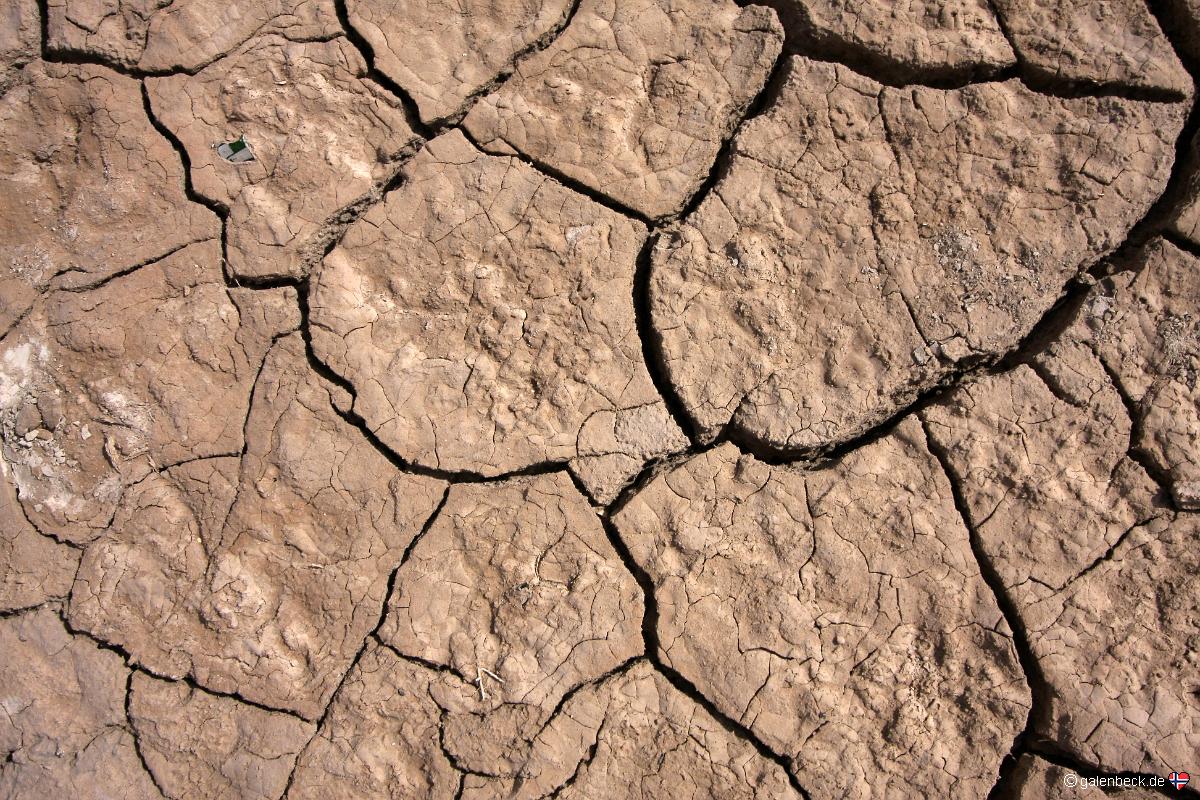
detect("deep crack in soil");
top-left (3, 0), bottom-right (1199, 796)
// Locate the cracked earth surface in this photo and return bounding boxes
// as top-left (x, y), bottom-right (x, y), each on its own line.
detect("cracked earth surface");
top-left (2, 0), bottom-right (1199, 797)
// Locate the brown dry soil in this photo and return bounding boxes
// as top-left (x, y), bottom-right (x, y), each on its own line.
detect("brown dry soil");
top-left (2, 0), bottom-right (1199, 798)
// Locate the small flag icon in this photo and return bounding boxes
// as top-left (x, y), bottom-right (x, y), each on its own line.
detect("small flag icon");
top-left (1169, 771), bottom-right (1190, 790)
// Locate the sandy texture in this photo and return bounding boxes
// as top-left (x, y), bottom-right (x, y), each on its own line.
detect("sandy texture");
top-left (311, 130), bottom-right (685, 486)
top-left (756, 0), bottom-right (1014, 81)
top-left (147, 36), bottom-right (419, 281)
top-left (651, 55), bottom-right (1184, 452)
top-left (463, 0), bottom-right (783, 220)
top-left (614, 419), bottom-right (1030, 798)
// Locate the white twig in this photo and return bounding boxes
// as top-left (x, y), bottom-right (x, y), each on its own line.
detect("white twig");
top-left (476, 666), bottom-right (504, 701)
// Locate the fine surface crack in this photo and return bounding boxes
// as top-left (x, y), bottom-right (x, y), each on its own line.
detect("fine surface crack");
top-left (595, 512), bottom-right (814, 800)
top-left (918, 417), bottom-right (1052, 799)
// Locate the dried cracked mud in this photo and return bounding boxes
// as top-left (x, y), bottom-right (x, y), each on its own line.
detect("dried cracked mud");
top-left (2, 0), bottom-right (1199, 798)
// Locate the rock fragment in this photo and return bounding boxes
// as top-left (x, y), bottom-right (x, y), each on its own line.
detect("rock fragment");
top-left (147, 36), bottom-right (419, 281)
top-left (311, 130), bottom-right (684, 480)
top-left (462, 0), bottom-right (783, 220)
top-left (0, 62), bottom-right (220, 334)
top-left (999, 754), bottom-right (1163, 799)
top-left (376, 473), bottom-right (644, 777)
top-left (128, 672), bottom-right (315, 800)
top-left (613, 419), bottom-right (1029, 798)
top-left (69, 334), bottom-right (447, 718)
top-left (46, 0), bottom-right (338, 71)
top-left (755, 0), bottom-right (1014, 82)
top-left (650, 55), bottom-right (1184, 453)
top-left (0, 240), bottom-right (297, 543)
top-left (346, 0), bottom-right (573, 125)
top-left (0, 465), bottom-right (77, 611)
top-left (511, 661), bottom-right (802, 799)
top-left (0, 607), bottom-right (163, 799)
top-left (992, 0), bottom-right (1191, 97)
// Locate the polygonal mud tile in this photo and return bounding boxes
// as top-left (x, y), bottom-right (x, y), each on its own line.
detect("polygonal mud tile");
top-left (310, 129), bottom-right (686, 484)
top-left (463, 0), bottom-right (783, 219)
top-left (0, 62), bottom-right (219, 333)
top-left (754, 0), bottom-right (1014, 82)
top-left (128, 672), bottom-right (315, 800)
top-left (147, 36), bottom-right (419, 281)
top-left (46, 0), bottom-right (339, 71)
top-left (992, 0), bottom-right (1191, 97)
top-left (69, 334), bottom-right (446, 719)
top-left (650, 55), bottom-right (1185, 455)
top-left (0, 240), bottom-right (297, 543)
top-left (613, 418), bottom-right (1030, 798)
top-left (346, 0), bottom-right (574, 125)
top-left (375, 472), bottom-right (644, 779)
top-left (0, 607), bottom-right (163, 799)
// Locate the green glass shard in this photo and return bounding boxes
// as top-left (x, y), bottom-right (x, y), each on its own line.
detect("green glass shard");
top-left (216, 135), bottom-right (255, 163)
